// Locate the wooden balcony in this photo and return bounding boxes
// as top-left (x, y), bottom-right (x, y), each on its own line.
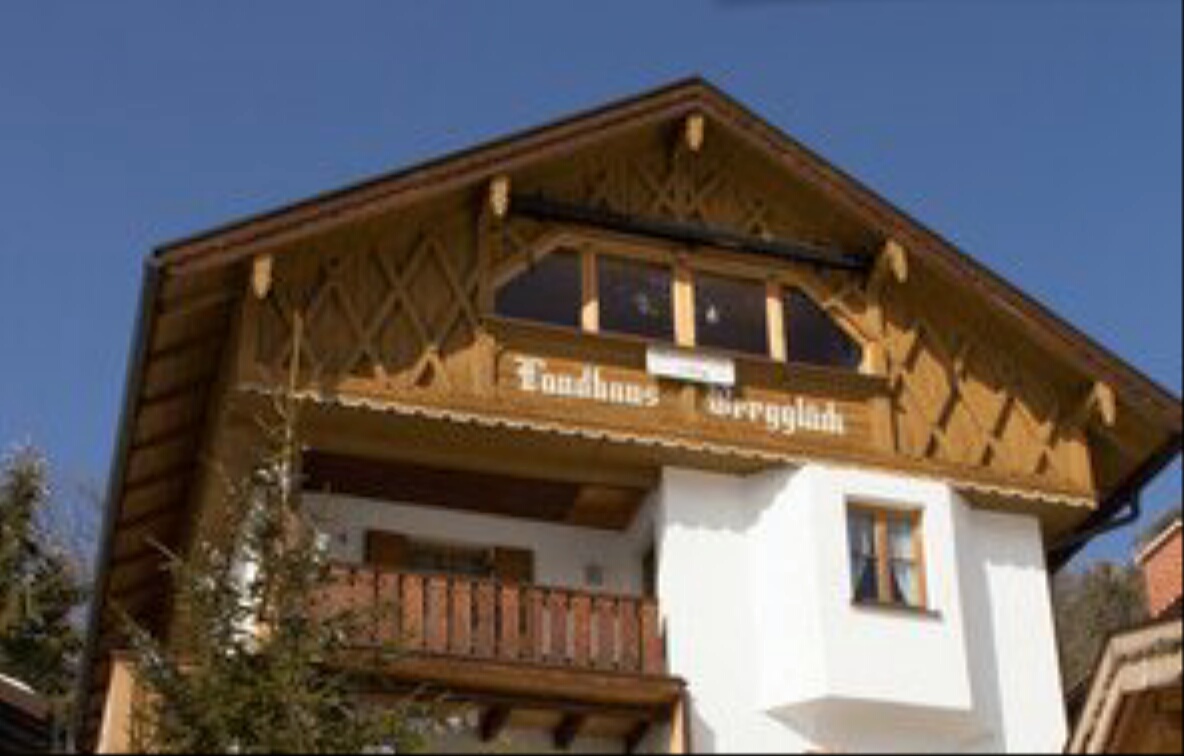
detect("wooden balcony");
top-left (322, 565), bottom-right (685, 751)
top-left (325, 564), bottom-right (668, 675)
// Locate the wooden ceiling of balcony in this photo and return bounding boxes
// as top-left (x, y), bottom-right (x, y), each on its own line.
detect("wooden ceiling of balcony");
top-left (304, 450), bottom-right (648, 531)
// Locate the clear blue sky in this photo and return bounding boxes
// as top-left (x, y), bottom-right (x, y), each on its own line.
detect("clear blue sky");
top-left (0, 1), bottom-right (1179, 569)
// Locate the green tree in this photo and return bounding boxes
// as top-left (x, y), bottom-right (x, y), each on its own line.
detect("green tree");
top-left (0, 447), bottom-right (86, 700)
top-left (123, 397), bottom-right (435, 753)
top-left (1053, 561), bottom-right (1147, 694)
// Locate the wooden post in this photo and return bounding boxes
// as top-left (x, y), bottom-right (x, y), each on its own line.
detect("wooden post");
top-left (674, 260), bottom-right (696, 348)
top-left (97, 652), bottom-right (137, 754)
top-left (581, 248), bottom-right (599, 333)
top-left (766, 280), bottom-right (786, 362)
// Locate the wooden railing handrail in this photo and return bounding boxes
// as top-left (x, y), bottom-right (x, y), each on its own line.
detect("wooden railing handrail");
top-left (335, 562), bottom-right (659, 607)
top-left (320, 562), bottom-right (667, 678)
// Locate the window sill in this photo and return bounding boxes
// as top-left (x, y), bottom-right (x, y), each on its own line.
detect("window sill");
top-left (850, 599), bottom-right (942, 621)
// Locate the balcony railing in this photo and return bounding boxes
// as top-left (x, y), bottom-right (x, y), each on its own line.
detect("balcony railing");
top-left (322, 565), bottom-right (667, 677)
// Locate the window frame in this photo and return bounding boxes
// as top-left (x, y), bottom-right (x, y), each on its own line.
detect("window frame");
top-left (846, 503), bottom-right (929, 611)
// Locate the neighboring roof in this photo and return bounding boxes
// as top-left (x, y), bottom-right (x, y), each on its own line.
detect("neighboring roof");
top-left (1067, 618), bottom-right (1183, 753)
top-left (79, 77), bottom-right (1183, 750)
top-left (1136, 514), bottom-right (1182, 566)
top-left (0, 673), bottom-right (52, 753)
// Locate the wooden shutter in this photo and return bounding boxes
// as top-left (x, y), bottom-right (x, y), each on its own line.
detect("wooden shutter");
top-left (492, 547), bottom-right (535, 584)
top-left (365, 531), bottom-right (409, 569)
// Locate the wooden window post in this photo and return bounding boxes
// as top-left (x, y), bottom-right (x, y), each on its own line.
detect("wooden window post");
top-left (766, 279), bottom-right (786, 362)
top-left (673, 258), bottom-right (696, 348)
top-left (581, 248), bottom-right (599, 333)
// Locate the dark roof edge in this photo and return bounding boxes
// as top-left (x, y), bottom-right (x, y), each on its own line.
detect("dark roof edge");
top-left (74, 259), bottom-right (164, 750)
top-left (152, 76), bottom-right (710, 259)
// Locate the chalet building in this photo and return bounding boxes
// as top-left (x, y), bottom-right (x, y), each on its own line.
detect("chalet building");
top-left (79, 79), bottom-right (1182, 753)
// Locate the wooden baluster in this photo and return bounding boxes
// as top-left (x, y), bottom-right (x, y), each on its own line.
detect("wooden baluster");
top-left (640, 601), bottom-right (663, 675)
top-left (344, 567), bottom-right (377, 647)
top-left (450, 578), bottom-right (472, 657)
top-left (620, 600), bottom-right (641, 673)
top-left (595, 597), bottom-right (616, 669)
top-left (548, 591), bottom-right (569, 665)
top-left (498, 584), bottom-right (521, 660)
top-left (401, 574), bottom-right (424, 652)
top-left (426, 576), bottom-right (449, 654)
top-left (375, 570), bottom-right (400, 648)
top-left (571, 594), bottom-right (592, 668)
top-left (474, 581), bottom-right (497, 658)
top-left (524, 588), bottom-right (545, 663)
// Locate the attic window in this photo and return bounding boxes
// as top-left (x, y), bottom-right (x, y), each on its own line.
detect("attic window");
top-left (694, 272), bottom-right (768, 356)
top-left (598, 256), bottom-right (674, 342)
top-left (785, 288), bottom-right (862, 370)
top-left (494, 249), bottom-right (581, 328)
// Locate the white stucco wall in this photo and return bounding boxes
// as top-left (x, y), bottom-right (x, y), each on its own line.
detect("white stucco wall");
top-left (654, 463), bottom-right (1067, 753)
top-left (303, 463), bottom-right (1066, 753)
top-left (303, 491), bottom-right (653, 595)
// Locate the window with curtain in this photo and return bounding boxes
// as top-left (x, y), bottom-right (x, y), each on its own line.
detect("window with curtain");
top-left (846, 505), bottom-right (926, 609)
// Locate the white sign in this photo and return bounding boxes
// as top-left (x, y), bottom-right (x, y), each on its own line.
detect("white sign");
top-left (645, 346), bottom-right (736, 387)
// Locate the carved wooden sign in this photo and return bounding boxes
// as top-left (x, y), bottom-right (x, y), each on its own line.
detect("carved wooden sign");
top-left (506, 353), bottom-right (849, 440)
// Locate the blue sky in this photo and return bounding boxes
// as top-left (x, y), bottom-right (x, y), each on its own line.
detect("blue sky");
top-left (0, 1), bottom-right (1179, 569)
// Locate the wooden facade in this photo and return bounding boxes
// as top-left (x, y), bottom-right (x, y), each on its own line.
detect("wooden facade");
top-left (80, 79), bottom-right (1182, 752)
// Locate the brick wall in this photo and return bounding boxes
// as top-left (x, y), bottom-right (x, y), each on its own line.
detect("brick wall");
top-left (1137, 519), bottom-right (1182, 619)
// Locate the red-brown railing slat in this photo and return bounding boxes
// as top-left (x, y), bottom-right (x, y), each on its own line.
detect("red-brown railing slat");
top-left (498, 585), bottom-right (521, 660)
top-left (571, 595), bottom-right (591, 667)
top-left (524, 588), bottom-right (545, 663)
top-left (548, 591), bottom-right (569, 664)
top-left (426, 576), bottom-right (449, 653)
top-left (595, 597), bottom-right (616, 669)
top-left (620, 600), bottom-right (641, 673)
top-left (450, 579), bottom-right (472, 656)
top-left (375, 571), bottom-right (400, 647)
top-left (640, 601), bottom-right (663, 675)
top-left (401, 574), bottom-right (424, 651)
top-left (474, 581), bottom-right (496, 658)
top-left (326, 566), bottom-right (665, 677)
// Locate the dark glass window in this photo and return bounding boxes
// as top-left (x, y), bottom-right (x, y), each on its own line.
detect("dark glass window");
top-left (494, 249), bottom-right (581, 328)
top-left (694, 273), bottom-right (768, 356)
top-left (785, 288), bottom-right (862, 370)
top-left (598, 256), bottom-right (673, 341)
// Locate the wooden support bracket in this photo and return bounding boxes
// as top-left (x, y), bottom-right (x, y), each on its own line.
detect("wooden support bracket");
top-left (479, 705), bottom-right (512, 743)
top-left (871, 239), bottom-right (909, 290)
top-left (489, 175), bottom-right (512, 219)
top-left (1074, 381), bottom-right (1118, 429)
top-left (251, 254), bottom-right (273, 300)
top-left (684, 113), bottom-right (705, 153)
top-left (553, 713), bottom-right (586, 751)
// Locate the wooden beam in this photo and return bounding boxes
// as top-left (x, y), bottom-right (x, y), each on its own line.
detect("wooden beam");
top-left (479, 705), bottom-right (512, 743)
top-left (871, 238), bottom-right (909, 289)
top-left (553, 713), bottom-right (586, 751)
